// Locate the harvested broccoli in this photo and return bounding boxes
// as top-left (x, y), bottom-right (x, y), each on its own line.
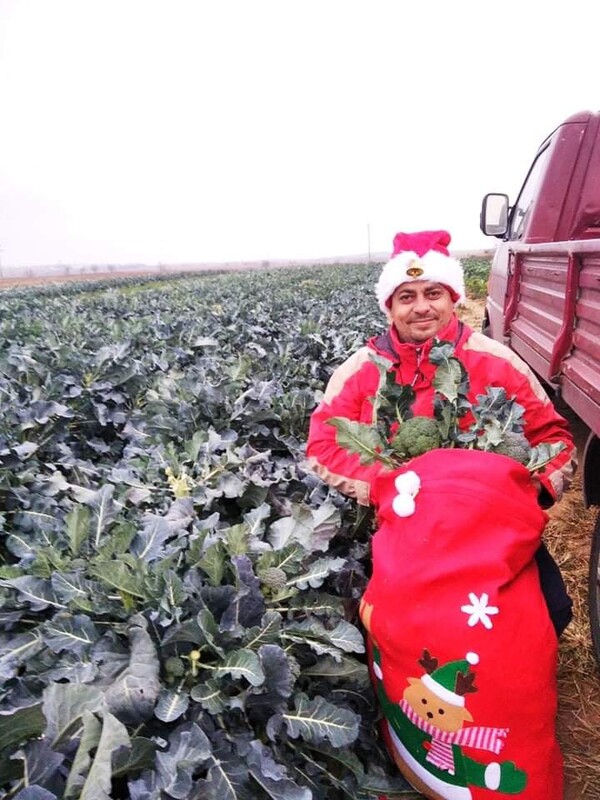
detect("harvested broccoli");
top-left (391, 416), bottom-right (443, 458)
top-left (490, 431), bottom-right (531, 465)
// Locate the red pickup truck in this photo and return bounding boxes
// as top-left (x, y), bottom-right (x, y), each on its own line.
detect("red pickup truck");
top-left (479, 109), bottom-right (600, 660)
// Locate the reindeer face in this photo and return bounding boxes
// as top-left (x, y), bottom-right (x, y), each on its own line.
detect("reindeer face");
top-left (403, 677), bottom-right (473, 732)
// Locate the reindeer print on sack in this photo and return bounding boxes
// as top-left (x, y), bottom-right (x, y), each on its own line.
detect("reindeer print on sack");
top-left (369, 643), bottom-right (527, 800)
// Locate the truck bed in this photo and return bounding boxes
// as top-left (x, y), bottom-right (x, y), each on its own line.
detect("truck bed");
top-left (502, 240), bottom-right (600, 438)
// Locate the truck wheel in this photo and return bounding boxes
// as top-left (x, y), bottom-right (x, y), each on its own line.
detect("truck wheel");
top-left (587, 510), bottom-right (600, 665)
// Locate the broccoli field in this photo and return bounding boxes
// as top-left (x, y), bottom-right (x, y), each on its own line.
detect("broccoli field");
top-left (0, 263), bottom-right (415, 800)
top-left (0, 259), bottom-right (596, 800)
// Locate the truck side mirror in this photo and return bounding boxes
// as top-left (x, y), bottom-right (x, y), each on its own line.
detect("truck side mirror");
top-left (480, 193), bottom-right (509, 237)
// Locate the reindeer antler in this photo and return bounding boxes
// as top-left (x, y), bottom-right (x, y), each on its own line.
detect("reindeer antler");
top-left (455, 670), bottom-right (478, 696)
top-left (418, 649), bottom-right (439, 674)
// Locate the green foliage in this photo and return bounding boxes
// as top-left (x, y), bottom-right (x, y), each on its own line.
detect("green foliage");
top-left (461, 256), bottom-right (492, 299)
top-left (330, 340), bottom-right (565, 472)
top-left (0, 265), bottom-right (420, 799)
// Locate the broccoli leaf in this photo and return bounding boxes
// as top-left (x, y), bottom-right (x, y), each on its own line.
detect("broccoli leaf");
top-left (155, 723), bottom-right (212, 799)
top-left (375, 375), bottom-right (415, 427)
top-left (213, 649), bottom-right (265, 686)
top-left (527, 441), bottom-right (567, 472)
top-left (273, 693), bottom-right (360, 747)
top-left (154, 690), bottom-right (190, 723)
top-left (432, 356), bottom-right (465, 403)
top-left (327, 418), bottom-right (391, 467)
top-left (368, 353), bottom-right (415, 433)
top-left (428, 340), bottom-right (456, 365)
top-left (472, 388), bottom-right (525, 432)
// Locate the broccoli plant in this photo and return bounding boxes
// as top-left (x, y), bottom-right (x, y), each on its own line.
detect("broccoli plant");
top-left (490, 431), bottom-right (531, 464)
top-left (328, 340), bottom-right (565, 472)
top-left (390, 417), bottom-right (442, 459)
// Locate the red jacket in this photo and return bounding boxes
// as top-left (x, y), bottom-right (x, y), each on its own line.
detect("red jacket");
top-left (306, 315), bottom-right (576, 506)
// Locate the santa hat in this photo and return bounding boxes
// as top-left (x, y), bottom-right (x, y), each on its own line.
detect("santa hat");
top-left (375, 230), bottom-right (466, 313)
top-left (421, 652), bottom-right (479, 708)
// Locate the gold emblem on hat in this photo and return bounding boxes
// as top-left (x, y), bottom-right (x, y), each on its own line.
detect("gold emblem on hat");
top-left (406, 260), bottom-right (424, 278)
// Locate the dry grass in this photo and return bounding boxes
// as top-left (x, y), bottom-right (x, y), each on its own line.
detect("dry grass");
top-left (548, 485), bottom-right (600, 800)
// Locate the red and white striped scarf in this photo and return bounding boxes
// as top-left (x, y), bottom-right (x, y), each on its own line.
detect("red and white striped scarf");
top-left (399, 699), bottom-right (508, 773)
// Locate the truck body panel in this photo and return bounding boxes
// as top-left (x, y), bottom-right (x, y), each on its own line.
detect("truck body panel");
top-left (482, 110), bottom-right (600, 442)
top-left (501, 241), bottom-right (600, 438)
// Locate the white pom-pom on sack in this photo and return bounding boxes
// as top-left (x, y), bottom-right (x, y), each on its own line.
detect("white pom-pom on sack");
top-left (392, 493), bottom-right (416, 517)
top-left (394, 471), bottom-right (421, 497)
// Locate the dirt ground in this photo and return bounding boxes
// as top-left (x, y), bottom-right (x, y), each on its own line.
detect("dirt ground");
top-left (458, 299), bottom-right (600, 800)
top-left (2, 280), bottom-right (598, 798)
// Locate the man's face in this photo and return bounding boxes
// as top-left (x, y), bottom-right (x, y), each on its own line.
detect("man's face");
top-left (389, 281), bottom-right (455, 344)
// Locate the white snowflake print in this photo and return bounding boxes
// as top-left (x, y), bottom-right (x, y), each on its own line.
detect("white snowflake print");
top-left (461, 592), bottom-right (499, 630)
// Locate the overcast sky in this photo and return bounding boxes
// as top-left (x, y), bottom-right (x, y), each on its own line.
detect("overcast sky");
top-left (0, 0), bottom-right (598, 268)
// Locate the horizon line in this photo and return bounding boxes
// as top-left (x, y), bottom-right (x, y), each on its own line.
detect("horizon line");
top-left (0, 249), bottom-right (495, 278)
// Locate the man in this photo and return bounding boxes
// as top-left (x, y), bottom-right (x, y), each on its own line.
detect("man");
top-left (307, 229), bottom-right (576, 635)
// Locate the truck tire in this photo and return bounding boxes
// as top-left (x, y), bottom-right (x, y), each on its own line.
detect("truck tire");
top-left (587, 510), bottom-right (600, 665)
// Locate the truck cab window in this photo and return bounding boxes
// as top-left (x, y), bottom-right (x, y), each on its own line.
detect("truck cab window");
top-left (509, 141), bottom-right (552, 240)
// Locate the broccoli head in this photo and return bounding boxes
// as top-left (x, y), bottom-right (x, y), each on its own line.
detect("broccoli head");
top-left (491, 431), bottom-right (531, 465)
top-left (391, 416), bottom-right (443, 458)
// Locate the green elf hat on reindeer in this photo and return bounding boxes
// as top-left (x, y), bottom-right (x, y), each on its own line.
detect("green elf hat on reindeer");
top-left (421, 651), bottom-right (480, 708)
top-left (375, 229), bottom-right (466, 313)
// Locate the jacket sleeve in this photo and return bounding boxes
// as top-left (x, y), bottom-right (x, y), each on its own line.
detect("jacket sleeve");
top-left (511, 370), bottom-right (576, 506)
top-left (306, 348), bottom-right (386, 506)
top-left (465, 333), bottom-right (577, 505)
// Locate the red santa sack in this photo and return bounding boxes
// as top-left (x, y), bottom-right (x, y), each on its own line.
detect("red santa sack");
top-left (360, 448), bottom-right (561, 800)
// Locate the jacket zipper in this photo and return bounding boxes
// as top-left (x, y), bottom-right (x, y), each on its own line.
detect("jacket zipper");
top-left (411, 347), bottom-right (424, 387)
